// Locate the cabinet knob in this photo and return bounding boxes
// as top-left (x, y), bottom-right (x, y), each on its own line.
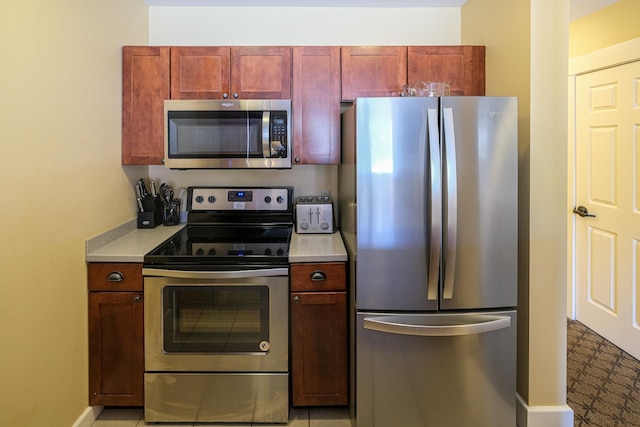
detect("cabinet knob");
top-left (293, 295), bottom-right (300, 304)
top-left (106, 271), bottom-right (124, 282)
top-left (294, 157), bottom-right (301, 163)
top-left (310, 271), bottom-right (327, 281)
top-left (233, 92), bottom-right (239, 98)
top-left (222, 93), bottom-right (229, 99)
top-left (135, 294), bottom-right (142, 303)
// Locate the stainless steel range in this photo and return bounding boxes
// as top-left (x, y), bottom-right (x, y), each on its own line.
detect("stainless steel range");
top-left (142, 187), bottom-right (293, 424)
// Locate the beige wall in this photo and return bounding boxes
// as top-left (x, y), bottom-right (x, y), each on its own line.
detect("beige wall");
top-left (0, 1), bottom-right (148, 426)
top-left (463, 0), bottom-right (571, 424)
top-left (570, 0), bottom-right (640, 57)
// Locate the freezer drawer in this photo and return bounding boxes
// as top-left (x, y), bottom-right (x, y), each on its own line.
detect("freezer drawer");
top-left (355, 311), bottom-right (516, 427)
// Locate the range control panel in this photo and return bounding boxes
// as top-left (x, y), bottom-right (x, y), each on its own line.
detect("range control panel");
top-left (188, 187), bottom-right (291, 211)
top-left (295, 196), bottom-right (334, 234)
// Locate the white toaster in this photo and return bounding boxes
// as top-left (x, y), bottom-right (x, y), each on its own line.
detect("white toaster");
top-left (295, 196), bottom-right (334, 234)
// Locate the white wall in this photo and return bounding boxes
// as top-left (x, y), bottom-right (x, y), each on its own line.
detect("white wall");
top-left (149, 7), bottom-right (461, 46)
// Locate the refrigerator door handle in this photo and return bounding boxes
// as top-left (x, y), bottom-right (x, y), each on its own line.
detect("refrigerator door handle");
top-left (363, 314), bottom-right (511, 337)
top-left (426, 108), bottom-right (441, 301)
top-left (442, 107), bottom-right (457, 299)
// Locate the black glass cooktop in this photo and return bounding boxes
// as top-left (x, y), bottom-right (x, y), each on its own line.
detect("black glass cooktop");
top-left (144, 225), bottom-right (292, 268)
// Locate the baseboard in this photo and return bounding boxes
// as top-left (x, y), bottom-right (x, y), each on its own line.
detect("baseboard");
top-left (72, 406), bottom-right (103, 427)
top-left (516, 394), bottom-right (574, 427)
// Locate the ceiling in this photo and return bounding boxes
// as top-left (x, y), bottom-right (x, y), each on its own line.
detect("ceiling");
top-left (569, 0), bottom-right (619, 21)
top-left (144, 0), bottom-right (620, 21)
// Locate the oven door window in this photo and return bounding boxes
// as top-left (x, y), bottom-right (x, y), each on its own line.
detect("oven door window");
top-left (168, 111), bottom-right (264, 158)
top-left (163, 285), bottom-right (269, 353)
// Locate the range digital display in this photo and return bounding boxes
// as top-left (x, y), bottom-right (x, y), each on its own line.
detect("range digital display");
top-left (228, 191), bottom-right (253, 202)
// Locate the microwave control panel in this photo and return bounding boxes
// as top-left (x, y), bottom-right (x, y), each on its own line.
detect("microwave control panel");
top-left (270, 112), bottom-right (288, 158)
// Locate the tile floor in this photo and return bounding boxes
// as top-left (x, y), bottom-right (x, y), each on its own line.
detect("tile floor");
top-left (92, 406), bottom-right (351, 427)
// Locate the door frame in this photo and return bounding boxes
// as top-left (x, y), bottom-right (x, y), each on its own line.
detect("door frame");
top-left (567, 37), bottom-right (640, 319)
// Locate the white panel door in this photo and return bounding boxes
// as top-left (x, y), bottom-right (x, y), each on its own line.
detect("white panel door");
top-left (575, 60), bottom-right (640, 359)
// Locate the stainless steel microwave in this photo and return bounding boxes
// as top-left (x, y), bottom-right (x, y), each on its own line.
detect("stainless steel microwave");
top-left (164, 99), bottom-right (291, 169)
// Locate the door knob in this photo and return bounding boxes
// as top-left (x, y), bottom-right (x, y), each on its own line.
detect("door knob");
top-left (573, 205), bottom-right (596, 218)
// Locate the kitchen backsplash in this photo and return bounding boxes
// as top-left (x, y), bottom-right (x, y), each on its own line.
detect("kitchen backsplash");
top-left (148, 164), bottom-right (339, 201)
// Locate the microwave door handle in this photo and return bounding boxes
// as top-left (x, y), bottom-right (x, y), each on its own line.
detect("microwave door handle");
top-left (262, 111), bottom-right (271, 158)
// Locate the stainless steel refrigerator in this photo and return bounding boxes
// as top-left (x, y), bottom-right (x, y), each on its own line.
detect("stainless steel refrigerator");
top-left (339, 96), bottom-right (518, 427)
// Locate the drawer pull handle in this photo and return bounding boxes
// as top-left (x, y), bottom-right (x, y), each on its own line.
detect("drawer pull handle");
top-left (106, 271), bottom-right (124, 282)
top-left (310, 271), bottom-right (326, 282)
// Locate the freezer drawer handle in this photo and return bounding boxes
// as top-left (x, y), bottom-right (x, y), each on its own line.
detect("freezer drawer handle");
top-left (364, 315), bottom-right (511, 337)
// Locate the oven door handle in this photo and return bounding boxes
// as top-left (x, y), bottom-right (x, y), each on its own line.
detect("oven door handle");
top-left (142, 267), bottom-right (289, 279)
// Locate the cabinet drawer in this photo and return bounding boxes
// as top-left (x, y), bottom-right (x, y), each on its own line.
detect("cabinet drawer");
top-left (290, 263), bottom-right (345, 292)
top-left (88, 263), bottom-right (143, 292)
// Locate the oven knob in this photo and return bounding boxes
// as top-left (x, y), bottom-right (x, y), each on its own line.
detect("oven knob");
top-left (208, 195), bottom-right (216, 203)
top-left (277, 248), bottom-right (285, 256)
top-left (264, 248), bottom-right (272, 255)
top-left (277, 196), bottom-right (284, 204)
top-left (208, 248), bottom-right (216, 255)
top-left (195, 195), bottom-right (204, 203)
top-left (264, 196), bottom-right (272, 203)
top-left (195, 248), bottom-right (204, 255)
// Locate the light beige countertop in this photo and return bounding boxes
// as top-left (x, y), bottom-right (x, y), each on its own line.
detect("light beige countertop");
top-left (86, 221), bottom-right (347, 264)
top-left (85, 220), bottom-right (185, 263)
top-left (289, 231), bottom-right (348, 263)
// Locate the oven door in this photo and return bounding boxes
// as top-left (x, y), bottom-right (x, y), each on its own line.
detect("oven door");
top-left (144, 268), bottom-right (288, 373)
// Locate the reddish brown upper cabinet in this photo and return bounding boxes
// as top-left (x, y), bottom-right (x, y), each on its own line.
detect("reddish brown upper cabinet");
top-left (292, 47), bottom-right (342, 165)
top-left (408, 46), bottom-right (486, 96)
top-left (122, 46), bottom-right (169, 165)
top-left (341, 46), bottom-right (408, 101)
top-left (170, 46), bottom-right (231, 99)
top-left (230, 46), bottom-right (291, 99)
top-left (290, 262), bottom-right (348, 407)
top-left (171, 46), bottom-right (291, 100)
top-left (88, 263), bottom-right (144, 406)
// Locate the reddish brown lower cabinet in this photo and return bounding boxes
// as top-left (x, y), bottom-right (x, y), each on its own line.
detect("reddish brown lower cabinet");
top-left (290, 262), bottom-right (348, 406)
top-left (88, 263), bottom-right (144, 406)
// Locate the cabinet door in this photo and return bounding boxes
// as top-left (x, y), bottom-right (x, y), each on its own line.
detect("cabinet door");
top-left (122, 46), bottom-right (169, 165)
top-left (341, 46), bottom-right (407, 101)
top-left (230, 46), bottom-right (291, 99)
top-left (408, 46), bottom-right (485, 96)
top-left (89, 292), bottom-right (144, 406)
top-left (292, 47), bottom-right (341, 165)
top-left (170, 46), bottom-right (231, 99)
top-left (291, 291), bottom-right (348, 406)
